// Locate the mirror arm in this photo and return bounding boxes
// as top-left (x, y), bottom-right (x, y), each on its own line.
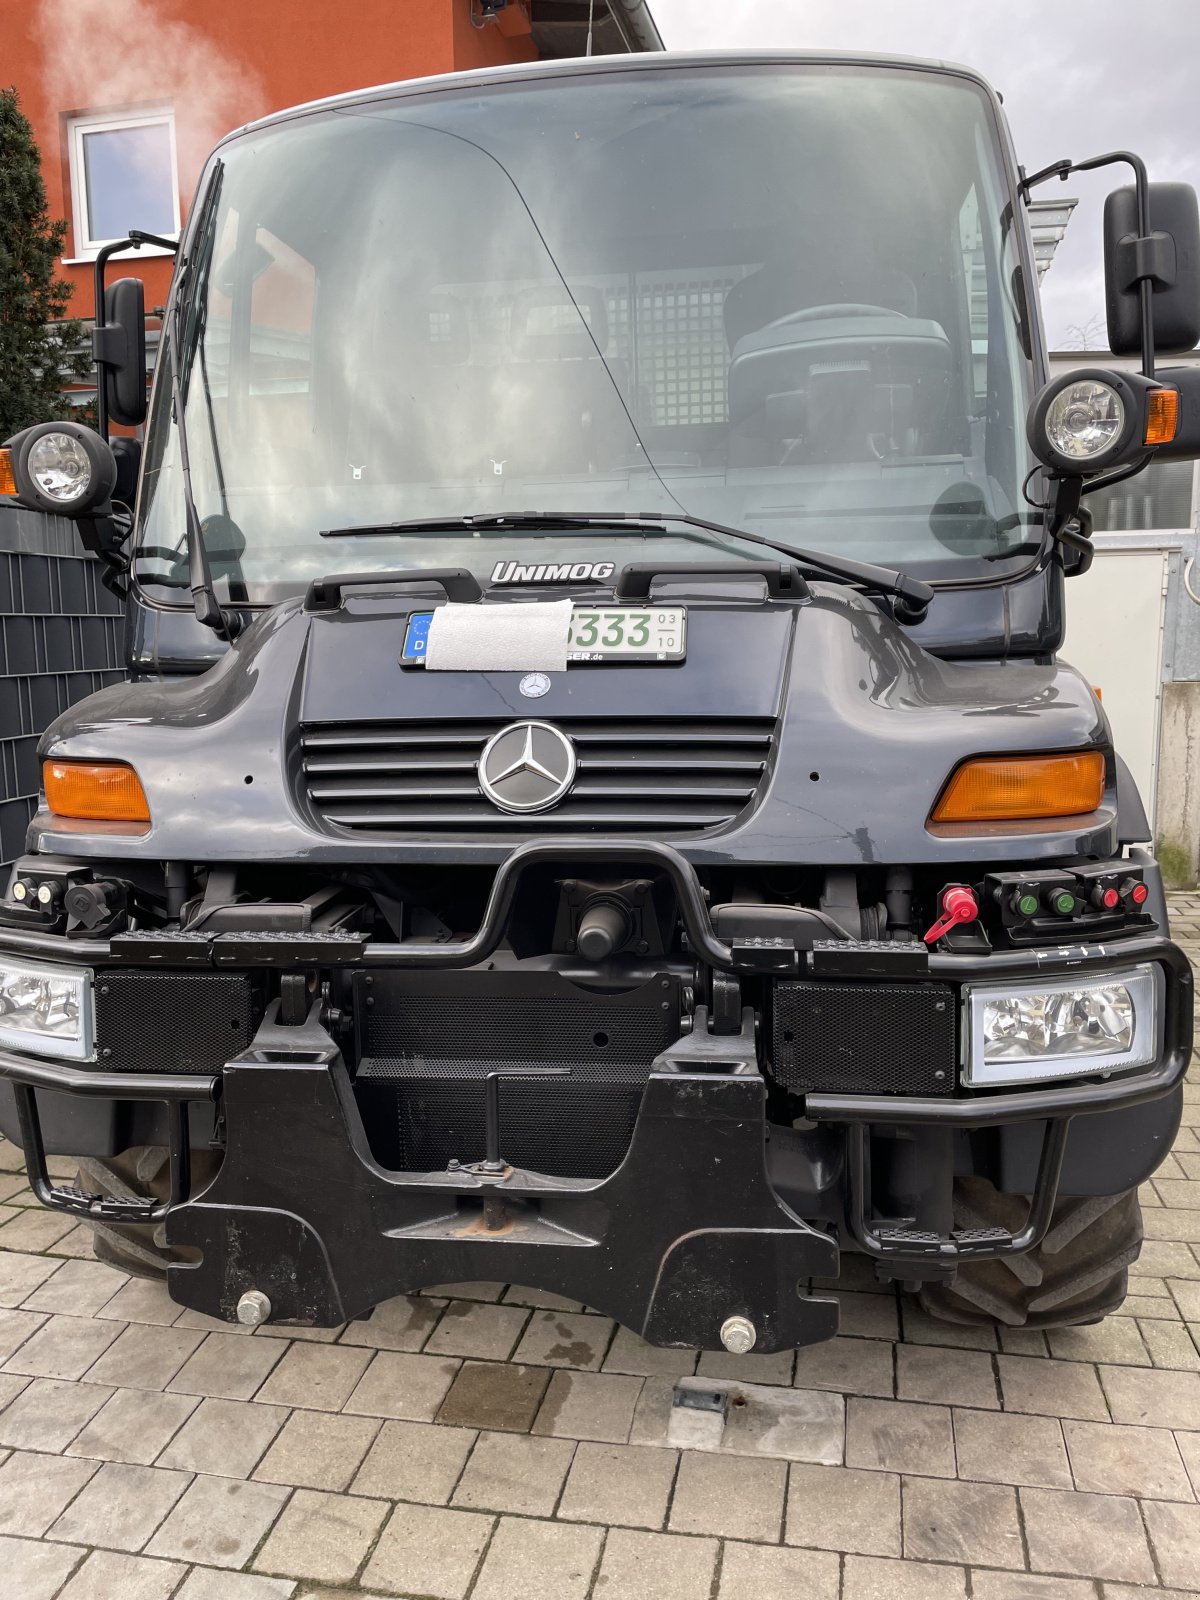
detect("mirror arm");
top-left (1023, 151), bottom-right (1158, 378)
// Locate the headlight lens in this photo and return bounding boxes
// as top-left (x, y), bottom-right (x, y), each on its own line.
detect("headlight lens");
top-left (1044, 381), bottom-right (1125, 462)
top-left (26, 432), bottom-right (94, 505)
top-left (964, 965), bottom-right (1159, 1087)
top-left (0, 958), bottom-right (93, 1061)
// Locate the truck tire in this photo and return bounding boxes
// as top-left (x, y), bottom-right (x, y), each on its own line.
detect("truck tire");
top-left (76, 1148), bottom-right (215, 1280)
top-left (917, 1178), bottom-right (1142, 1329)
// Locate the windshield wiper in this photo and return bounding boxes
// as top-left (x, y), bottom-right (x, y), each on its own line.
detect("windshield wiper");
top-left (168, 161), bottom-right (243, 641)
top-left (322, 510), bottom-right (935, 623)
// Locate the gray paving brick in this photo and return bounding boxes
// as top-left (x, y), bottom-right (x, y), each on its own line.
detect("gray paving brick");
top-left (839, 1291), bottom-right (901, 1341)
top-left (0, 1533), bottom-right (84, 1600)
top-left (423, 1299), bottom-right (528, 1361)
top-left (1020, 1486), bottom-right (1155, 1583)
top-left (793, 1336), bottom-right (894, 1398)
top-left (157, 1397), bottom-right (289, 1479)
top-left (48, 1460), bottom-right (191, 1551)
top-left (784, 1461), bottom-right (901, 1557)
top-left (0, 1376), bottom-right (111, 1451)
top-left (362, 1501), bottom-right (492, 1598)
top-left (900, 1304), bottom-right (996, 1351)
top-left (253, 1408), bottom-right (379, 1490)
top-left (513, 1309), bottom-right (614, 1370)
top-left (1177, 1428), bottom-right (1200, 1497)
top-left (351, 1417), bottom-right (475, 1503)
top-left (895, 1345), bottom-right (998, 1409)
top-left (902, 1476), bottom-right (1023, 1569)
top-left (697, 1347), bottom-right (794, 1387)
top-left (145, 1475), bottom-right (291, 1568)
top-left (21, 1259), bottom-right (128, 1317)
top-left (436, 1359), bottom-right (549, 1432)
top-left (336, 1294), bottom-right (443, 1351)
top-left (1141, 1497), bottom-right (1200, 1589)
top-left (532, 1367), bottom-right (642, 1443)
top-left (0, 1449), bottom-right (99, 1536)
top-left (952, 1407), bottom-right (1072, 1489)
top-left (593, 1527), bottom-right (718, 1600)
top-left (0, 1141), bottom-right (25, 1173)
top-left (252, 1487), bottom-right (387, 1585)
top-left (717, 1541), bottom-right (841, 1600)
top-left (843, 1554), bottom-right (967, 1600)
top-left (669, 1450), bottom-right (786, 1542)
top-left (83, 1323), bottom-right (204, 1391)
top-left (1063, 1417), bottom-right (1195, 1499)
top-left (255, 1341), bottom-right (373, 1412)
top-left (845, 1397), bottom-right (955, 1477)
top-left (557, 1440), bottom-right (677, 1530)
top-left (997, 1354), bottom-right (1110, 1420)
top-left (452, 1428), bottom-right (574, 1516)
top-left (502, 1284), bottom-right (583, 1312)
top-left (969, 1574), bottom-right (1093, 1600)
top-left (176, 1570), bottom-right (297, 1600)
top-left (473, 1516), bottom-right (602, 1600)
top-left (67, 1386), bottom-right (200, 1466)
top-left (1047, 1319), bottom-right (1152, 1365)
top-left (602, 1326), bottom-right (698, 1378)
top-left (94, 1279), bottom-right (181, 1327)
top-left (58, 1550), bottom-right (191, 1599)
top-left (1100, 1363), bottom-right (1200, 1428)
top-left (0, 1207), bottom-right (77, 1252)
top-left (343, 1349), bottom-right (459, 1420)
top-left (0, 1250), bottom-right (58, 1308)
top-left (0, 1306), bottom-right (48, 1362)
top-left (1140, 1317), bottom-right (1200, 1370)
top-left (166, 1330), bottom-right (286, 1399)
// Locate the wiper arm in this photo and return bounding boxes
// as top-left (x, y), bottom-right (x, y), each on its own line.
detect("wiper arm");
top-left (168, 161), bottom-right (243, 642)
top-left (322, 510), bottom-right (934, 622)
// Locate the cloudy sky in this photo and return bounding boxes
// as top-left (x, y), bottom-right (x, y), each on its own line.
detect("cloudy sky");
top-left (649, 0), bottom-right (1200, 350)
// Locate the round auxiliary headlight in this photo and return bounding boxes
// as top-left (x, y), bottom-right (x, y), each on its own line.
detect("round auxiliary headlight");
top-left (1044, 380), bottom-right (1125, 463)
top-left (25, 431), bottom-right (94, 505)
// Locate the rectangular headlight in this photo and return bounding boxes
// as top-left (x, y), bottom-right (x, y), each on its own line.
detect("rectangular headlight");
top-left (964, 964), bottom-right (1160, 1087)
top-left (0, 956), bottom-right (93, 1062)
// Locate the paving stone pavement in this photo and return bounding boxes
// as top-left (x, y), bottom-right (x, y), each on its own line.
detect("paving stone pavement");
top-left (0, 900), bottom-right (1197, 1598)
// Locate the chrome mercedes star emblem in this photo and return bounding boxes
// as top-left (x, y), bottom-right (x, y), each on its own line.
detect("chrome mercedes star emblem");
top-left (478, 721), bottom-right (576, 814)
top-left (519, 672), bottom-right (551, 699)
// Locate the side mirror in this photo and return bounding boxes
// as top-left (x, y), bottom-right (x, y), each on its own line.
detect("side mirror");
top-left (1105, 181), bottom-right (1200, 357)
top-left (1, 421), bottom-right (118, 518)
top-left (92, 277), bottom-right (147, 428)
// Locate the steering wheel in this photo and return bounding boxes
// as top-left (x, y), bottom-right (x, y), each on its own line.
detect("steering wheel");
top-left (760, 303), bottom-right (904, 334)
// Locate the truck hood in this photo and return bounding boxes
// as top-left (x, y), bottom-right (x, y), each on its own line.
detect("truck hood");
top-left (35, 581), bottom-right (1115, 867)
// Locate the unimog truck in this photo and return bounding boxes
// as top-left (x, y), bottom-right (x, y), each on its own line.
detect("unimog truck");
top-left (1, 51), bottom-right (1198, 1348)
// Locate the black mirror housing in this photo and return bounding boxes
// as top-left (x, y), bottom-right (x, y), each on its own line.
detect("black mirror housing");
top-left (92, 277), bottom-right (147, 427)
top-left (1105, 182), bottom-right (1200, 357)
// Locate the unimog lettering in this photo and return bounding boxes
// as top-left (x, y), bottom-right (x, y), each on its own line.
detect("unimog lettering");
top-left (490, 559), bottom-right (616, 584)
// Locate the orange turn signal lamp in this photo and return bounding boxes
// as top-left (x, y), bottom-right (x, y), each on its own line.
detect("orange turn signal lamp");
top-left (1144, 388), bottom-right (1180, 447)
top-left (44, 761), bottom-right (150, 824)
top-left (931, 751), bottom-right (1105, 825)
top-left (0, 449), bottom-right (16, 498)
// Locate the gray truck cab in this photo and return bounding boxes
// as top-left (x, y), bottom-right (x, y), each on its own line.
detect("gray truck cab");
top-left (0, 52), bottom-right (1196, 1345)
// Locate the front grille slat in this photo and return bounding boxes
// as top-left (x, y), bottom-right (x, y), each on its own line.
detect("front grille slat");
top-left (299, 716), bottom-right (774, 837)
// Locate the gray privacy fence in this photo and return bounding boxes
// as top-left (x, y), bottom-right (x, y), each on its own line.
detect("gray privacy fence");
top-left (0, 503), bottom-right (124, 867)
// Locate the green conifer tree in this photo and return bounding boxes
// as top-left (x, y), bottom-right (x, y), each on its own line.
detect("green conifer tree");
top-left (0, 86), bottom-right (87, 439)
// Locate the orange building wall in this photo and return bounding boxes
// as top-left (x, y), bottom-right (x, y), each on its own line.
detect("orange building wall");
top-left (5, 0), bottom-right (535, 321)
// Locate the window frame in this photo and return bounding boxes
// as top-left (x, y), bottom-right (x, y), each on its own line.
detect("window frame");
top-left (66, 106), bottom-right (181, 262)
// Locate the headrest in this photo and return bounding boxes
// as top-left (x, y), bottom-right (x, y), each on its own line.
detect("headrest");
top-left (510, 284), bottom-right (608, 360)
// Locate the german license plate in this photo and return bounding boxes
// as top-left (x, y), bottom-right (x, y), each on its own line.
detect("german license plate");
top-left (567, 607), bottom-right (686, 661)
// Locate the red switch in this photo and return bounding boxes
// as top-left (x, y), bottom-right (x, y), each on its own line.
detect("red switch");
top-left (923, 885), bottom-right (979, 945)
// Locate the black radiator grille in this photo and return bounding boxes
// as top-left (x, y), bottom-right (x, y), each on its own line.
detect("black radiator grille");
top-left (300, 717), bottom-right (774, 834)
top-left (771, 980), bottom-right (956, 1097)
top-left (94, 972), bottom-right (255, 1074)
top-left (354, 970), bottom-right (679, 1178)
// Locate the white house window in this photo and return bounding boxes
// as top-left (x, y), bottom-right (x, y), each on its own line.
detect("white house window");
top-left (67, 108), bottom-right (179, 257)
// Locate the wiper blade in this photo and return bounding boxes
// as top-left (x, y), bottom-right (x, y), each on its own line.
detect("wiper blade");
top-left (322, 510), bottom-right (934, 622)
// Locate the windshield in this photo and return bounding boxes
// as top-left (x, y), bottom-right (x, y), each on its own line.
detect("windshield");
top-left (136, 62), bottom-right (1043, 605)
